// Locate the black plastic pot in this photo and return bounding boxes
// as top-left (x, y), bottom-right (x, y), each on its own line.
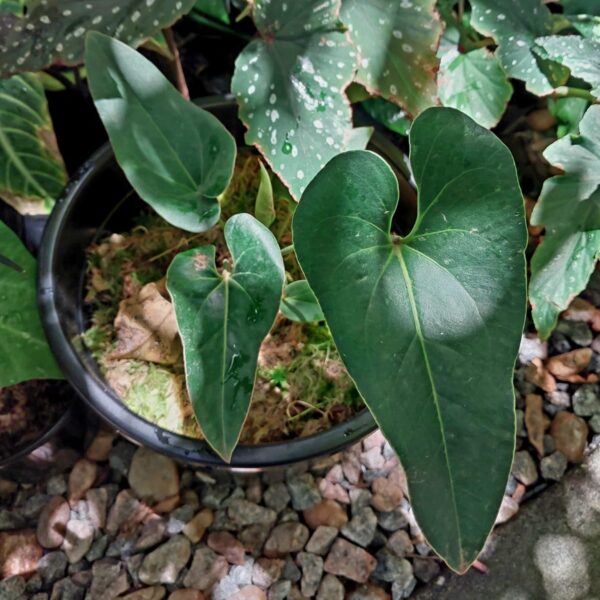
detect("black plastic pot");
top-left (38, 97), bottom-right (410, 469)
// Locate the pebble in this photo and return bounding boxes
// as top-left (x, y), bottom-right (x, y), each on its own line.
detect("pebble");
top-left (519, 335), bottom-right (547, 364)
top-left (37, 551), bottom-right (67, 586)
top-left (0, 528), bottom-right (43, 578)
top-left (68, 459), bottom-right (98, 503)
top-left (348, 584), bottom-right (392, 599)
top-left (350, 489), bottom-right (373, 515)
top-left (86, 534), bottom-right (109, 562)
top-left (238, 523), bottom-right (270, 556)
top-left (62, 519), bottom-right (94, 563)
top-left (412, 557), bottom-right (440, 583)
top-left (167, 505), bottom-right (195, 535)
top-left (168, 591), bottom-right (206, 600)
top-left (106, 489), bottom-right (148, 535)
top-left (90, 559), bottom-right (130, 600)
top-left (251, 557), bottom-right (284, 588)
top-left (121, 587), bottom-right (166, 600)
top-left (371, 473), bottom-right (404, 512)
top-left (317, 573), bottom-right (345, 600)
top-left (268, 580), bottom-right (292, 600)
top-left (319, 478), bottom-right (350, 503)
top-left (229, 585), bottom-right (267, 600)
top-left (228, 499), bottom-right (277, 528)
top-left (264, 522), bottom-right (309, 557)
top-left (590, 414), bottom-right (600, 433)
top-left (86, 429), bottom-right (116, 462)
top-left (511, 451), bottom-right (538, 485)
top-left (183, 547), bottom-right (228, 591)
top-left (361, 446), bottom-right (385, 470)
top-left (495, 496), bottom-right (519, 525)
top-left (201, 483), bottom-right (231, 509)
top-left (263, 483), bottom-right (290, 513)
top-left (306, 525), bottom-right (339, 555)
top-left (287, 473), bottom-right (321, 510)
top-left (138, 535), bottom-right (191, 584)
top-left (182, 508), bottom-right (213, 543)
top-left (376, 507), bottom-right (408, 532)
top-left (207, 530), bottom-right (246, 565)
top-left (0, 575), bottom-right (27, 599)
top-left (128, 448), bottom-right (180, 503)
top-left (324, 538), bottom-right (377, 583)
top-left (283, 555), bottom-right (302, 582)
top-left (297, 551), bottom-right (324, 596)
top-left (573, 384), bottom-right (600, 416)
top-left (387, 530), bottom-right (414, 557)
top-left (47, 475), bottom-right (68, 497)
top-left (86, 488), bottom-right (108, 530)
top-left (135, 516), bottom-right (167, 551)
top-left (37, 496), bottom-right (70, 549)
top-left (540, 451), bottom-right (568, 481)
top-left (550, 412), bottom-right (589, 462)
top-left (556, 319), bottom-right (593, 346)
top-left (109, 440), bottom-right (137, 478)
top-left (212, 575), bottom-right (240, 600)
top-left (304, 500), bottom-right (348, 529)
top-left (50, 576), bottom-right (86, 600)
top-left (341, 507), bottom-right (378, 547)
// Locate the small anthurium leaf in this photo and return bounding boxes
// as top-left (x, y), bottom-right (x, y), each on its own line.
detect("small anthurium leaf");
top-left (548, 97), bottom-right (589, 137)
top-left (166, 214), bottom-right (285, 461)
top-left (231, 0), bottom-right (357, 200)
top-left (438, 48), bottom-right (513, 128)
top-left (0, 74), bottom-right (67, 216)
top-left (470, 0), bottom-right (570, 95)
top-left (0, 0), bottom-right (195, 77)
top-left (255, 159), bottom-right (275, 227)
top-left (361, 98), bottom-right (411, 136)
top-left (536, 35), bottom-right (600, 98)
top-left (0, 221), bottom-right (62, 387)
top-left (280, 280), bottom-right (325, 323)
top-left (85, 33), bottom-right (236, 233)
top-left (341, 0), bottom-right (443, 117)
top-left (530, 105), bottom-right (600, 339)
top-left (293, 108), bottom-right (527, 572)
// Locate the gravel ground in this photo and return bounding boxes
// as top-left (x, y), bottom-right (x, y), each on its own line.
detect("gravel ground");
top-left (0, 280), bottom-right (599, 600)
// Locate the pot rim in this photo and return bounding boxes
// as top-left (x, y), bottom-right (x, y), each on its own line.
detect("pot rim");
top-left (38, 97), bottom-right (378, 469)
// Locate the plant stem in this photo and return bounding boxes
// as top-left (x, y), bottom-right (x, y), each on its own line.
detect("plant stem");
top-left (163, 28), bottom-right (190, 100)
top-left (463, 36), bottom-right (495, 51)
top-left (553, 86), bottom-right (598, 103)
top-left (189, 12), bottom-right (253, 41)
top-left (280, 244), bottom-right (295, 256)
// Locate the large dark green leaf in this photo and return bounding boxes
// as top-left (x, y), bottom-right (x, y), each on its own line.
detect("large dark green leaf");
top-left (0, 0), bottom-right (195, 77)
top-left (86, 33), bottom-right (236, 233)
top-left (293, 108), bottom-right (527, 572)
top-left (167, 214), bottom-right (284, 461)
top-left (562, 0), bottom-right (600, 16)
top-left (0, 74), bottom-right (67, 215)
top-left (0, 221), bottom-right (62, 387)
top-left (231, 0), bottom-right (356, 200)
top-left (470, 0), bottom-right (569, 95)
top-left (341, 0), bottom-right (442, 117)
top-left (530, 105), bottom-right (600, 339)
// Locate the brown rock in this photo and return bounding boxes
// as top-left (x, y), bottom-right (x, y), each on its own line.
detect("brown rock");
top-left (86, 429), bottom-right (116, 461)
top-left (121, 587), bottom-right (166, 600)
top-left (525, 394), bottom-right (550, 456)
top-left (525, 358), bottom-right (556, 392)
top-left (550, 412), bottom-right (589, 463)
top-left (546, 348), bottom-right (592, 379)
top-left (107, 489), bottom-right (150, 535)
top-left (182, 509), bottom-right (213, 544)
top-left (138, 535), bottom-right (191, 585)
top-left (168, 592), bottom-right (206, 600)
top-left (207, 531), bottom-right (246, 565)
top-left (303, 500), bottom-right (348, 530)
top-left (0, 529), bottom-right (42, 578)
top-left (264, 522), bottom-right (309, 558)
top-left (348, 584), bottom-right (391, 599)
top-left (370, 473), bottom-right (404, 512)
top-left (239, 524), bottom-right (270, 556)
top-left (37, 495), bottom-right (70, 549)
top-left (86, 487), bottom-right (108, 530)
top-left (229, 586), bottom-right (267, 600)
top-left (324, 539), bottom-right (376, 583)
top-left (135, 515), bottom-right (167, 551)
top-left (90, 559), bottom-right (129, 600)
top-left (251, 558), bottom-right (284, 588)
top-left (129, 447), bottom-right (179, 503)
top-left (153, 494), bottom-right (180, 513)
top-left (183, 547), bottom-right (228, 592)
top-left (68, 459), bottom-right (98, 503)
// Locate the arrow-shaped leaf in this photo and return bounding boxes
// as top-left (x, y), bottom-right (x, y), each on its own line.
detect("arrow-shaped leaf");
top-left (293, 108), bottom-right (527, 572)
top-left (0, 0), bottom-right (195, 78)
top-left (231, 0), bottom-right (356, 199)
top-left (86, 32), bottom-right (236, 233)
top-left (0, 73), bottom-right (67, 215)
top-left (167, 213), bottom-right (285, 461)
top-left (341, 0), bottom-right (442, 117)
top-left (530, 105), bottom-right (600, 339)
top-left (0, 221), bottom-right (63, 387)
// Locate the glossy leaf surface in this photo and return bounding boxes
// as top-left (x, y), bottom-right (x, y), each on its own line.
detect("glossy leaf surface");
top-left (280, 280), bottom-right (325, 323)
top-left (254, 160), bottom-right (275, 227)
top-left (167, 214), bottom-right (284, 461)
top-left (231, 0), bottom-right (356, 199)
top-left (0, 74), bottom-right (67, 215)
top-left (86, 33), bottom-right (236, 233)
top-left (341, 0), bottom-right (442, 117)
top-left (0, 221), bottom-right (62, 387)
top-left (293, 108), bottom-right (527, 572)
top-left (530, 105), bottom-right (600, 339)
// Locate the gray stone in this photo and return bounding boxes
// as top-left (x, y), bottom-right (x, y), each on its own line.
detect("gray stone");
top-left (263, 483), bottom-right (291, 513)
top-left (544, 434), bottom-right (556, 455)
top-left (46, 474), bottom-right (67, 496)
top-left (105, 534), bottom-right (136, 558)
top-left (316, 574), bottom-right (344, 600)
top-left (388, 530), bottom-right (414, 557)
top-left (512, 451), bottom-right (538, 486)
top-left (283, 556), bottom-right (302, 582)
top-left (546, 391), bottom-right (571, 410)
top-left (377, 507), bottom-right (409, 532)
top-left (183, 547), bottom-right (228, 591)
top-left (25, 573), bottom-right (43, 594)
top-left (0, 575), bottom-right (26, 599)
top-left (22, 494), bottom-right (50, 520)
top-left (287, 473), bottom-right (321, 511)
top-left (297, 552), bottom-right (324, 597)
top-left (0, 509), bottom-right (25, 531)
top-left (166, 505), bottom-right (195, 535)
top-left (86, 535), bottom-right (108, 562)
top-left (556, 320), bottom-right (593, 346)
top-left (349, 488), bottom-right (372, 516)
top-left (135, 516), bottom-right (167, 551)
top-left (341, 507), bottom-right (378, 547)
top-left (124, 552), bottom-right (144, 587)
top-left (38, 551), bottom-right (68, 586)
top-left (212, 575), bottom-right (240, 600)
top-left (590, 415), bottom-right (600, 434)
top-left (228, 499), bottom-right (277, 528)
top-left (573, 385), bottom-right (600, 417)
top-left (108, 440), bottom-right (136, 478)
top-left (201, 483), bottom-right (232, 509)
top-left (540, 452), bottom-right (568, 482)
top-left (374, 548), bottom-right (414, 584)
top-left (264, 522), bottom-right (309, 557)
top-left (138, 534), bottom-right (191, 585)
top-left (413, 557), bottom-right (441, 583)
top-left (306, 526), bottom-right (338, 555)
top-left (50, 577), bottom-right (86, 600)
top-left (268, 580), bottom-right (292, 600)
top-left (279, 508), bottom-right (300, 523)
top-left (211, 507), bottom-right (238, 532)
top-left (392, 574), bottom-right (418, 599)
top-left (516, 409), bottom-right (527, 437)
top-left (230, 557), bottom-right (254, 586)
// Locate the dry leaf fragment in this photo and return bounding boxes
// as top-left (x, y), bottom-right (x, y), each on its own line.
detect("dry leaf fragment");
top-left (546, 348), bottom-right (592, 379)
top-left (525, 358), bottom-right (557, 392)
top-left (524, 394), bottom-right (550, 457)
top-left (111, 281), bottom-right (181, 364)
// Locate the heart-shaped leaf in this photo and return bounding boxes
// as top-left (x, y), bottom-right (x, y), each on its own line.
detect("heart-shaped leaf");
top-left (167, 213), bottom-right (285, 461)
top-left (341, 0), bottom-right (443, 117)
top-left (438, 48), bottom-right (513, 128)
top-left (293, 108), bottom-right (527, 572)
top-left (470, 0), bottom-right (569, 95)
top-left (231, 0), bottom-right (356, 199)
top-left (280, 280), bottom-right (324, 323)
top-left (0, 0), bottom-right (195, 78)
top-left (0, 221), bottom-right (62, 387)
top-left (530, 105), bottom-right (600, 339)
top-left (0, 74), bottom-right (67, 216)
top-left (536, 35), bottom-right (600, 98)
top-left (86, 32), bottom-right (236, 233)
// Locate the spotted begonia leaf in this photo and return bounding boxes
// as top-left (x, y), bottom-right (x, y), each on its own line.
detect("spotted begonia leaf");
top-left (438, 48), bottom-right (513, 128)
top-left (0, 73), bottom-right (67, 215)
top-left (0, 0), bottom-right (195, 78)
top-left (530, 105), bottom-right (600, 339)
top-left (231, 0), bottom-right (357, 200)
top-left (569, 15), bottom-right (600, 40)
top-left (536, 35), bottom-right (600, 98)
top-left (470, 0), bottom-right (570, 96)
top-left (341, 0), bottom-right (443, 118)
